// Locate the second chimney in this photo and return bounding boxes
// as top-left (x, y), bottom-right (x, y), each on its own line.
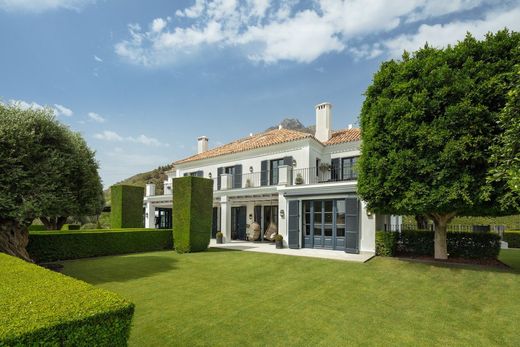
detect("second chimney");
top-left (315, 102), bottom-right (332, 142)
top-left (197, 136), bottom-right (208, 154)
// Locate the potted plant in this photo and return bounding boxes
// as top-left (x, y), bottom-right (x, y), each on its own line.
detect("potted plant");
top-left (295, 173), bottom-right (304, 185)
top-left (274, 234), bottom-right (283, 249)
top-left (216, 231), bottom-right (223, 244)
top-left (245, 178), bottom-right (252, 188)
top-left (319, 162), bottom-right (331, 172)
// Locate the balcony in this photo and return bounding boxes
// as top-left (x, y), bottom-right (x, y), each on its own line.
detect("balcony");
top-left (214, 165), bottom-right (357, 191)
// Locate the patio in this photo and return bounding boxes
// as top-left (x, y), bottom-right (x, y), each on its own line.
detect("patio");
top-left (209, 239), bottom-right (375, 262)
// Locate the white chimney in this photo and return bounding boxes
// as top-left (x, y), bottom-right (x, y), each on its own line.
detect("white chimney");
top-left (348, 123), bottom-right (353, 130)
top-left (315, 102), bottom-right (332, 142)
top-left (197, 136), bottom-right (208, 154)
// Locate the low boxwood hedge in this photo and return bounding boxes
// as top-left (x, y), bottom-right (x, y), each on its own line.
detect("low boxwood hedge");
top-left (61, 224), bottom-right (81, 231)
top-left (27, 228), bottom-right (173, 262)
top-left (375, 231), bottom-right (398, 256)
top-left (0, 253), bottom-right (134, 346)
top-left (28, 224), bottom-right (46, 231)
top-left (504, 231), bottom-right (520, 248)
top-left (377, 230), bottom-right (501, 259)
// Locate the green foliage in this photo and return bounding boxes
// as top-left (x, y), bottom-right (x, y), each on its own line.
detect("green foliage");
top-left (172, 176), bottom-right (213, 253)
top-left (375, 231), bottom-right (398, 256)
top-left (110, 185), bottom-right (144, 228)
top-left (28, 224), bottom-right (46, 232)
top-left (61, 223), bottom-right (80, 230)
top-left (0, 253), bottom-right (134, 346)
top-left (358, 30), bottom-right (520, 217)
top-left (504, 231), bottom-right (520, 248)
top-left (0, 104), bottom-right (104, 224)
top-left (488, 66), bottom-right (520, 210)
top-left (274, 234), bottom-right (283, 241)
top-left (27, 228), bottom-right (173, 262)
top-left (397, 230), bottom-right (501, 259)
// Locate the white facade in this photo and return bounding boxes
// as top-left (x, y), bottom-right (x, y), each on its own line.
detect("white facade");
top-left (143, 103), bottom-right (383, 254)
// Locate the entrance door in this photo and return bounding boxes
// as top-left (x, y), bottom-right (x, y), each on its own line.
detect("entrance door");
top-left (231, 206), bottom-right (247, 240)
top-left (156, 208), bottom-right (172, 229)
top-left (263, 205), bottom-right (278, 234)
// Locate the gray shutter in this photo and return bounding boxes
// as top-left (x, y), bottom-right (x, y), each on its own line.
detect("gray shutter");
top-left (331, 158), bottom-right (340, 181)
top-left (345, 197), bottom-right (359, 254)
top-left (233, 164), bottom-right (242, 189)
top-left (288, 200), bottom-right (300, 249)
top-left (260, 160), bottom-right (268, 186)
top-left (217, 167), bottom-right (223, 190)
top-left (283, 156), bottom-right (293, 166)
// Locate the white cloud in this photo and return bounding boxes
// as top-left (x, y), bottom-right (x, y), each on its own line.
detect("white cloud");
top-left (384, 6), bottom-right (520, 58)
top-left (115, 0), bottom-right (519, 66)
top-left (54, 104), bottom-right (73, 117)
top-left (93, 130), bottom-right (169, 147)
top-left (7, 99), bottom-right (74, 117)
top-left (94, 130), bottom-right (123, 141)
top-left (94, 55), bottom-right (103, 62)
top-left (0, 0), bottom-right (96, 12)
top-left (88, 111), bottom-right (106, 123)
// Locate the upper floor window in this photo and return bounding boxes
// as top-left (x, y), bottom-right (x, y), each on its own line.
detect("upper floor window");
top-left (341, 157), bottom-right (358, 180)
top-left (270, 158), bottom-right (285, 185)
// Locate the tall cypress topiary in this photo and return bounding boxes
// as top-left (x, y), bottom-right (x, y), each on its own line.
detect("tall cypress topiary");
top-left (172, 176), bottom-right (213, 253)
top-left (111, 185), bottom-right (144, 228)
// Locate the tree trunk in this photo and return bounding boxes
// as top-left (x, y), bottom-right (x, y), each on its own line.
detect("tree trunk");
top-left (429, 213), bottom-right (456, 260)
top-left (0, 219), bottom-right (32, 262)
top-left (415, 215), bottom-right (429, 230)
top-left (40, 216), bottom-right (68, 230)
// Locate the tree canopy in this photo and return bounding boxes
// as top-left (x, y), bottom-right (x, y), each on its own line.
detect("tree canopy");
top-left (0, 103), bottom-right (104, 260)
top-left (357, 29), bottom-right (520, 259)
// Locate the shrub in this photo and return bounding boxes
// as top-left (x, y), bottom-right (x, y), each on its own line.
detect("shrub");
top-left (375, 231), bottom-right (398, 256)
top-left (0, 253), bottom-right (134, 346)
top-left (173, 176), bottom-right (213, 253)
top-left (397, 230), bottom-right (501, 259)
top-left (504, 231), bottom-right (520, 248)
top-left (111, 185), bottom-right (144, 228)
top-left (27, 228), bottom-right (173, 262)
top-left (61, 223), bottom-right (80, 231)
top-left (28, 224), bottom-right (46, 231)
top-left (274, 234), bottom-right (283, 241)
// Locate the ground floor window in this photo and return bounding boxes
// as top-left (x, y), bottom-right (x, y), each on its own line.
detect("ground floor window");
top-left (155, 208), bottom-right (172, 229)
top-left (302, 198), bottom-right (358, 252)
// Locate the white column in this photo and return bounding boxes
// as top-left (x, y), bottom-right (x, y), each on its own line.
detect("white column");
top-left (220, 195), bottom-right (232, 242)
top-left (145, 201), bottom-right (155, 229)
top-left (277, 194), bottom-right (288, 247)
top-left (360, 200), bottom-right (376, 253)
top-left (145, 183), bottom-right (156, 197)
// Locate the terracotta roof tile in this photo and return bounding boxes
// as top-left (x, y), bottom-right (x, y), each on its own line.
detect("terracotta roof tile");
top-left (174, 127), bottom-right (361, 165)
top-left (324, 128), bottom-right (361, 145)
top-left (174, 128), bottom-right (314, 164)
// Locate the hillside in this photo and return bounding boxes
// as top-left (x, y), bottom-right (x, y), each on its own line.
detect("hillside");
top-left (103, 118), bottom-right (313, 203)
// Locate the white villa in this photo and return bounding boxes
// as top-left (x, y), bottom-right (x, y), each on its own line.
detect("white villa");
top-left (144, 102), bottom-right (395, 254)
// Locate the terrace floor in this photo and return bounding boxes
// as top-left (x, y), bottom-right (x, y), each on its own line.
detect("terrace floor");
top-left (60, 248), bottom-right (520, 346)
top-left (209, 239), bottom-right (375, 262)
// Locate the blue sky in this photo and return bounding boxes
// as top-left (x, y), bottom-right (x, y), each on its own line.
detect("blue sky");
top-left (1, 0), bottom-right (518, 187)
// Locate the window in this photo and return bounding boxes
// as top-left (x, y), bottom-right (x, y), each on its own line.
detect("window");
top-left (341, 157), bottom-right (358, 180)
top-left (270, 158), bottom-right (284, 185)
top-left (315, 158), bottom-right (321, 177)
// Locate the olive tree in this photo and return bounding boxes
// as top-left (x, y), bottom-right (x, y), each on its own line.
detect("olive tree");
top-left (358, 30), bottom-right (519, 259)
top-left (0, 104), bottom-right (103, 260)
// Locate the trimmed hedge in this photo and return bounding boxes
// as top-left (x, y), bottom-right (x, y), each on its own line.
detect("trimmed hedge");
top-left (28, 224), bottom-right (46, 231)
top-left (172, 176), bottom-right (213, 253)
top-left (504, 231), bottom-right (520, 248)
top-left (61, 223), bottom-right (80, 231)
top-left (27, 228), bottom-right (173, 262)
top-left (377, 230), bottom-right (501, 259)
top-left (0, 253), bottom-right (134, 346)
top-left (375, 231), bottom-right (398, 256)
top-left (111, 185), bottom-right (144, 228)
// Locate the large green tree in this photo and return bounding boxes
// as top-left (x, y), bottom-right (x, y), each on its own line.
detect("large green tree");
top-left (358, 30), bottom-right (520, 259)
top-left (0, 104), bottom-right (104, 260)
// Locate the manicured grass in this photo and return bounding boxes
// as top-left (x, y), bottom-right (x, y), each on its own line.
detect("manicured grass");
top-left (499, 249), bottom-right (520, 272)
top-left (61, 249), bottom-right (520, 346)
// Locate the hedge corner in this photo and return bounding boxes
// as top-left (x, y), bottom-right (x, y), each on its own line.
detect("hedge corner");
top-left (111, 185), bottom-right (144, 229)
top-left (172, 176), bottom-right (213, 253)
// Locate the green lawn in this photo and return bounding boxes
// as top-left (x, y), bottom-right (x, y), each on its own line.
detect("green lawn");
top-left (499, 248), bottom-right (520, 271)
top-left (61, 249), bottom-right (520, 347)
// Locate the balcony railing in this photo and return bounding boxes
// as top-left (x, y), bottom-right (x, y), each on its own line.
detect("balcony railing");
top-left (213, 166), bottom-right (357, 191)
